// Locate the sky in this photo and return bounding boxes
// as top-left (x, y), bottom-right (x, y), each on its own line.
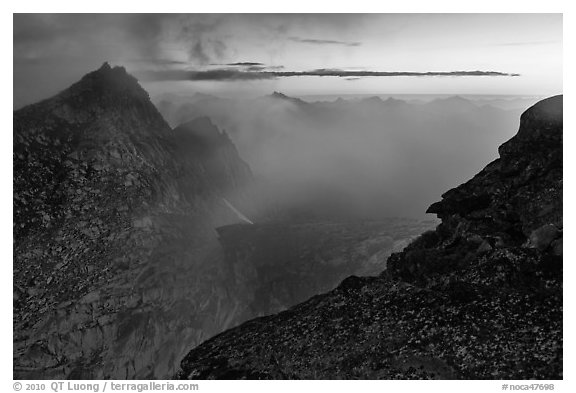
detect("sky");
top-left (13, 14), bottom-right (563, 107)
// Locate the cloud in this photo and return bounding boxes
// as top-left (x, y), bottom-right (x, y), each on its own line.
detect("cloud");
top-left (491, 40), bottom-right (560, 47)
top-left (136, 68), bottom-right (275, 81)
top-left (190, 42), bottom-right (211, 65)
top-left (206, 62), bottom-right (283, 72)
top-left (137, 67), bottom-right (520, 82)
top-left (128, 58), bottom-right (189, 66)
top-left (223, 62), bottom-right (268, 71)
top-left (226, 62), bottom-right (265, 66)
top-left (289, 37), bottom-right (361, 47)
top-left (275, 69), bottom-right (520, 77)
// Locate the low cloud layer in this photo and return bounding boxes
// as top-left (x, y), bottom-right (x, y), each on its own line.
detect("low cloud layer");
top-left (156, 93), bottom-right (528, 220)
top-left (138, 67), bottom-right (520, 82)
top-left (226, 62), bottom-right (265, 66)
top-left (289, 37), bottom-right (362, 47)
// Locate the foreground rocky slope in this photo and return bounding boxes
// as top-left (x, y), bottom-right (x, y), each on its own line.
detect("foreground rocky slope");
top-left (177, 95), bottom-right (563, 379)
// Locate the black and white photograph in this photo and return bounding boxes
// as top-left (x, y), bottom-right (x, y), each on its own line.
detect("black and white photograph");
top-left (9, 7), bottom-right (566, 386)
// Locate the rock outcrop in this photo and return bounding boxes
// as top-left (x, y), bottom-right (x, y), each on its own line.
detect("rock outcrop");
top-left (13, 63), bottom-right (254, 379)
top-left (176, 96), bottom-right (562, 380)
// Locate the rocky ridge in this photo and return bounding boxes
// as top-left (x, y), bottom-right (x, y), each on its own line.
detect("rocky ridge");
top-left (176, 95), bottom-right (563, 380)
top-left (13, 63), bottom-right (254, 379)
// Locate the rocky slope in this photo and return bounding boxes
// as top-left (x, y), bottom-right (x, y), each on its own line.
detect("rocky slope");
top-left (13, 63), bottom-right (256, 379)
top-left (176, 95), bottom-right (563, 380)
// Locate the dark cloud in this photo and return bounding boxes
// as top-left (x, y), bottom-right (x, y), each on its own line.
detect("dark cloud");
top-left (136, 68), bottom-right (275, 82)
top-left (289, 37), bottom-right (361, 47)
top-left (246, 65), bottom-right (267, 72)
top-left (226, 62), bottom-right (264, 66)
top-left (223, 62), bottom-right (267, 71)
top-left (221, 62), bottom-right (283, 72)
top-left (138, 67), bottom-right (520, 82)
top-left (276, 69), bottom-right (520, 77)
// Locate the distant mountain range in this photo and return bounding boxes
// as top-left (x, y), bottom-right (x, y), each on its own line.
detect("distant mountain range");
top-left (154, 91), bottom-right (526, 220)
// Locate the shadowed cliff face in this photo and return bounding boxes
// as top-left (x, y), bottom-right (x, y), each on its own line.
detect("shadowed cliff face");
top-left (176, 96), bottom-right (562, 380)
top-left (13, 63), bottom-right (255, 379)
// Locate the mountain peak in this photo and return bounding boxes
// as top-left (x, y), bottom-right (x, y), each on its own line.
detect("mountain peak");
top-left (436, 95), bottom-right (472, 104)
top-left (426, 95), bottom-right (476, 111)
top-left (266, 91), bottom-right (308, 107)
top-left (99, 61), bottom-right (112, 71)
top-left (15, 63), bottom-right (170, 139)
top-left (173, 116), bottom-right (231, 152)
top-left (176, 116), bottom-right (219, 135)
top-left (71, 62), bottom-right (144, 97)
top-left (363, 96), bottom-right (384, 103)
top-left (270, 91), bottom-right (290, 99)
top-left (383, 97), bottom-right (407, 106)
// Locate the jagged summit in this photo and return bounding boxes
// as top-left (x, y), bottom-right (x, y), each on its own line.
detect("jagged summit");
top-left (383, 97), bottom-right (407, 106)
top-left (14, 62), bottom-right (169, 141)
top-left (173, 116), bottom-right (232, 153)
top-left (270, 91), bottom-right (289, 99)
top-left (267, 91), bottom-right (308, 106)
top-left (428, 95), bottom-right (475, 107)
top-left (177, 116), bottom-right (220, 133)
top-left (63, 62), bottom-right (148, 101)
top-left (100, 61), bottom-right (112, 71)
top-left (358, 96), bottom-right (408, 108)
top-left (362, 95), bottom-right (384, 103)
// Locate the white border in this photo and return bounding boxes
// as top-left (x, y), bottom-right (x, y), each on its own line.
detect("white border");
top-left (3, 2), bottom-right (572, 391)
